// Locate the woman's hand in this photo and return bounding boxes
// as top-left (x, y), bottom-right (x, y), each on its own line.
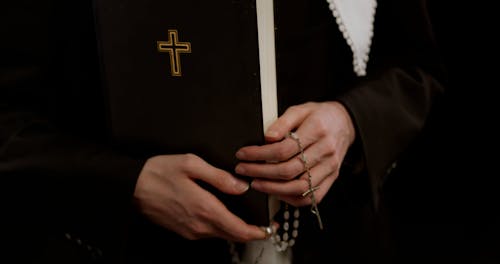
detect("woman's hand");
top-left (235, 102), bottom-right (356, 207)
top-left (134, 153), bottom-right (266, 242)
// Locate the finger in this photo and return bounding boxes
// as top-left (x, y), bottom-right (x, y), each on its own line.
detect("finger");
top-left (236, 137), bottom-right (334, 179)
top-left (174, 189), bottom-right (229, 240)
top-left (236, 129), bottom-right (314, 163)
top-left (236, 156), bottom-right (303, 180)
top-left (236, 111), bottom-right (325, 163)
top-left (265, 103), bottom-right (316, 142)
top-left (183, 154), bottom-right (249, 195)
top-left (251, 154), bottom-right (338, 195)
top-left (208, 197), bottom-right (267, 242)
top-left (236, 138), bottom-right (299, 162)
top-left (279, 174), bottom-right (337, 207)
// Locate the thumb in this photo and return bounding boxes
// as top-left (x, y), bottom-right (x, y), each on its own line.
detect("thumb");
top-left (265, 103), bottom-right (312, 142)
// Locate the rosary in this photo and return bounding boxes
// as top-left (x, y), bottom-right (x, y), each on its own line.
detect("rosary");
top-left (289, 132), bottom-right (324, 230)
top-left (230, 132), bottom-right (323, 264)
top-left (266, 132), bottom-right (324, 252)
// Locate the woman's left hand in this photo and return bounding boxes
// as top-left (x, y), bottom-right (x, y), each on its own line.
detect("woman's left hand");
top-left (235, 101), bottom-right (356, 207)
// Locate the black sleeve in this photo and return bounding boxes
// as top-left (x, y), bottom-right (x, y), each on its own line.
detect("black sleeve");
top-left (337, 0), bottom-right (446, 206)
top-left (0, 1), bottom-right (145, 261)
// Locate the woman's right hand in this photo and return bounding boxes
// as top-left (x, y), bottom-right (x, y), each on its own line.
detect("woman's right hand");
top-left (133, 154), bottom-right (266, 242)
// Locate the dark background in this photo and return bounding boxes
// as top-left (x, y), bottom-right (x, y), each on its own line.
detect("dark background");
top-left (386, 2), bottom-right (499, 263)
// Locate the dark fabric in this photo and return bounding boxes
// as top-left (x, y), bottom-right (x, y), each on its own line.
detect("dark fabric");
top-left (385, 1), bottom-right (500, 263)
top-left (0, 0), bottom-right (444, 263)
top-left (1, 1), bottom-right (145, 263)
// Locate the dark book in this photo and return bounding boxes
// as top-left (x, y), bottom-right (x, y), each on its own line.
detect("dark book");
top-left (94, 0), bottom-right (278, 226)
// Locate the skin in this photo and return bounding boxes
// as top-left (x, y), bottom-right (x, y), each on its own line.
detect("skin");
top-left (133, 154), bottom-right (267, 242)
top-left (235, 101), bottom-right (356, 207)
top-left (133, 101), bottom-right (355, 241)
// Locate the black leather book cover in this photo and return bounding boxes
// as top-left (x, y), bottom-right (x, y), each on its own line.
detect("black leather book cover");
top-left (94, 0), bottom-right (269, 226)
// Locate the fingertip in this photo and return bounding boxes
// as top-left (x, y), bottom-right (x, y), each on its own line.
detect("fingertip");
top-left (235, 164), bottom-right (245, 175)
top-left (233, 178), bottom-right (250, 194)
top-left (238, 225), bottom-right (267, 242)
top-left (235, 150), bottom-right (246, 160)
top-left (271, 221), bottom-right (280, 231)
top-left (265, 129), bottom-right (279, 140)
top-left (256, 226), bottom-right (269, 240)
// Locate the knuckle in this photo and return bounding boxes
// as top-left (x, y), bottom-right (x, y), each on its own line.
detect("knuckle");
top-left (323, 139), bottom-right (336, 155)
top-left (293, 159), bottom-right (305, 174)
top-left (332, 170), bottom-right (340, 179)
top-left (197, 202), bottom-right (215, 220)
top-left (310, 154), bottom-right (321, 167)
top-left (278, 164), bottom-right (297, 180)
top-left (280, 118), bottom-right (292, 129)
top-left (286, 105), bottom-right (301, 114)
top-left (333, 156), bottom-right (341, 170)
top-left (299, 178), bottom-right (309, 194)
top-left (276, 146), bottom-right (291, 161)
top-left (315, 118), bottom-right (329, 137)
top-left (304, 102), bottom-right (317, 108)
top-left (328, 159), bottom-right (339, 173)
top-left (212, 173), bottom-right (227, 188)
top-left (189, 222), bottom-right (210, 239)
top-left (181, 153), bottom-right (200, 172)
top-left (184, 153), bottom-right (200, 163)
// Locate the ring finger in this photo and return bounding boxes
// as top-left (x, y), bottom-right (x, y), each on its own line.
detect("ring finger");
top-left (250, 154), bottom-right (339, 196)
top-left (236, 137), bottom-right (332, 180)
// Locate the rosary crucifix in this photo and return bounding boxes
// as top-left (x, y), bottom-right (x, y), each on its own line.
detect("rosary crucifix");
top-left (289, 132), bottom-right (324, 230)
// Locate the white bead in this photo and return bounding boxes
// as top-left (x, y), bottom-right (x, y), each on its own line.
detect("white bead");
top-left (276, 244), bottom-right (286, 252)
top-left (294, 209), bottom-right (300, 218)
top-left (284, 210), bottom-right (290, 220)
top-left (281, 241), bottom-right (289, 249)
top-left (347, 38), bottom-right (353, 47)
top-left (283, 222), bottom-right (289, 231)
top-left (283, 232), bottom-right (289, 241)
top-left (293, 220), bottom-right (299, 228)
top-left (292, 230), bottom-right (298, 238)
top-left (289, 239), bottom-right (295, 247)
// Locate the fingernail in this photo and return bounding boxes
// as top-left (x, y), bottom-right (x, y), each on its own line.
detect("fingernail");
top-left (235, 151), bottom-right (245, 159)
top-left (236, 181), bottom-right (250, 193)
top-left (266, 130), bottom-right (278, 138)
top-left (235, 165), bottom-right (245, 174)
top-left (249, 180), bottom-right (259, 189)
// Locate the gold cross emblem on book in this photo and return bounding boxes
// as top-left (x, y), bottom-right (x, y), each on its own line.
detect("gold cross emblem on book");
top-left (157, 30), bottom-right (191, 77)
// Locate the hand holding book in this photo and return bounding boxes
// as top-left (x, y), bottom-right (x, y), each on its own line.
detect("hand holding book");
top-left (133, 154), bottom-right (268, 242)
